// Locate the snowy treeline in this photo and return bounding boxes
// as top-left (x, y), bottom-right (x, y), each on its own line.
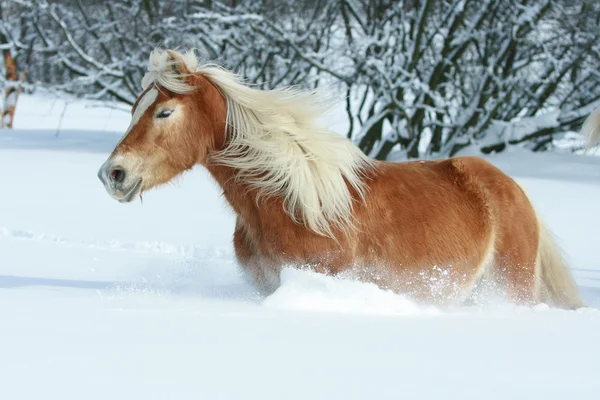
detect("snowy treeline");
top-left (1, 0), bottom-right (599, 159)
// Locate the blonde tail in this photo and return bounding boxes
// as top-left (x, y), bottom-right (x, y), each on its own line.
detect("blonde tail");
top-left (535, 215), bottom-right (584, 309)
top-left (582, 108), bottom-right (600, 150)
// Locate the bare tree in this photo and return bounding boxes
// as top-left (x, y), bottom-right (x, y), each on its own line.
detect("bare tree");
top-left (5, 0), bottom-right (600, 159)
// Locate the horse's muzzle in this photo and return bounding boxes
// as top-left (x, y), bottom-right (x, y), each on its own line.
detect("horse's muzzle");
top-left (98, 161), bottom-right (142, 203)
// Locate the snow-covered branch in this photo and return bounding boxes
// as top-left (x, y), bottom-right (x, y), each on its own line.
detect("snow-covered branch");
top-left (3, 0), bottom-right (599, 159)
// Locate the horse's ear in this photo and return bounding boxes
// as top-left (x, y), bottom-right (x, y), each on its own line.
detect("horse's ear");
top-left (166, 50), bottom-right (191, 77)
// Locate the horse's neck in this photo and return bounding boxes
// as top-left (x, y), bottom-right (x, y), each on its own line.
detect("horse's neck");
top-left (205, 163), bottom-right (270, 226)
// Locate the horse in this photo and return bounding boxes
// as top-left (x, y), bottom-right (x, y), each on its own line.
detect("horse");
top-left (583, 107), bottom-right (600, 150)
top-left (97, 49), bottom-right (583, 310)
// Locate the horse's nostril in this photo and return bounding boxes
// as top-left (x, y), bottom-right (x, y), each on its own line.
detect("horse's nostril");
top-left (109, 168), bottom-right (126, 184)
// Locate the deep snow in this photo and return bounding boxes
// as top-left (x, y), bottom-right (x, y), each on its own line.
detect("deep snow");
top-left (1, 94), bottom-right (600, 399)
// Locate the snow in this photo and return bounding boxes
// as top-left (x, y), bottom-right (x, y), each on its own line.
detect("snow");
top-left (1, 95), bottom-right (600, 399)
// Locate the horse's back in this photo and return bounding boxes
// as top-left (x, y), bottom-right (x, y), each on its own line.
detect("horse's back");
top-left (360, 156), bottom-right (500, 251)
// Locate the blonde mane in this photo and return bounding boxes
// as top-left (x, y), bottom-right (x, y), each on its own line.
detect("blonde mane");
top-left (582, 107), bottom-right (600, 150)
top-left (142, 49), bottom-right (373, 238)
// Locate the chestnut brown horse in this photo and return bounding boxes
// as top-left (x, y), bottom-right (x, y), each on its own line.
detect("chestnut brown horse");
top-left (98, 49), bottom-right (583, 309)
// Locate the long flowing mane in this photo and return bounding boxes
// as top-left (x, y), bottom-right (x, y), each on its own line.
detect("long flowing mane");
top-left (141, 49), bottom-right (374, 237)
top-left (582, 107), bottom-right (600, 150)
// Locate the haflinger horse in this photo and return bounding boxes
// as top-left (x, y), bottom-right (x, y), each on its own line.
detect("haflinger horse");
top-left (98, 49), bottom-right (583, 310)
top-left (583, 107), bottom-right (600, 150)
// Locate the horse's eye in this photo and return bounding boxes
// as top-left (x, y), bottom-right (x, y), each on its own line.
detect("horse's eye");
top-left (157, 109), bottom-right (174, 119)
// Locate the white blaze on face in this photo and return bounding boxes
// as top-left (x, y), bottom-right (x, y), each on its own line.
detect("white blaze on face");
top-left (117, 88), bottom-right (159, 147)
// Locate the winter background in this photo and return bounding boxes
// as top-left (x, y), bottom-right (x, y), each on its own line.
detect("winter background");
top-left (1, 1), bottom-right (600, 399)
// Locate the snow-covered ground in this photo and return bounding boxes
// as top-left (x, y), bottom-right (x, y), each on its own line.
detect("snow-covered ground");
top-left (2, 94), bottom-right (600, 399)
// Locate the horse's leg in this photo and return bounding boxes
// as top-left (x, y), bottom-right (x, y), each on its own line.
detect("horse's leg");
top-left (233, 218), bottom-right (280, 296)
top-left (442, 157), bottom-right (538, 306)
top-left (489, 202), bottom-right (539, 305)
top-left (491, 248), bottom-right (538, 304)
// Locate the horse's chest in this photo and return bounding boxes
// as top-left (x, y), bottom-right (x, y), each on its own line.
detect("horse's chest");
top-left (235, 219), bottom-right (345, 267)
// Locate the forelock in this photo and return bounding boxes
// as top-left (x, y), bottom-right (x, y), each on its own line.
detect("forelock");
top-left (141, 49), bottom-right (200, 94)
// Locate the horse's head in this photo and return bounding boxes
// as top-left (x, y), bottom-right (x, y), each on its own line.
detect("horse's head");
top-left (98, 48), bottom-right (372, 239)
top-left (98, 50), bottom-right (226, 203)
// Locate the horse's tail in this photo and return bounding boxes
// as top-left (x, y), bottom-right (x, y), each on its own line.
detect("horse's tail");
top-left (535, 213), bottom-right (584, 309)
top-left (582, 108), bottom-right (600, 149)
